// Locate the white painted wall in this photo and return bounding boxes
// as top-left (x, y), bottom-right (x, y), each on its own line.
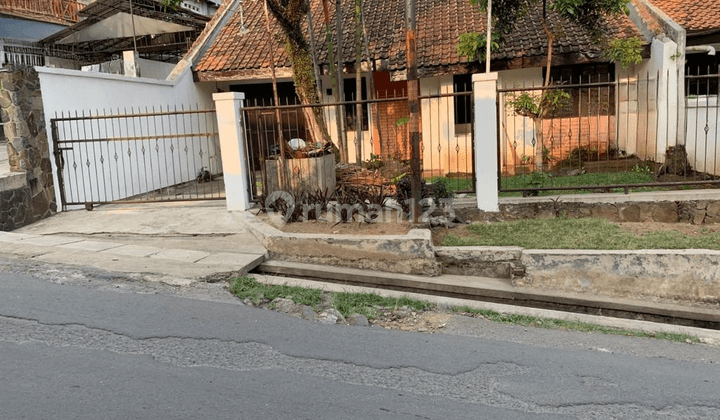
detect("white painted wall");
top-left (686, 96), bottom-right (720, 176)
top-left (137, 58), bottom-right (178, 80)
top-left (616, 37), bottom-right (678, 162)
top-left (320, 74), bottom-right (373, 164)
top-left (36, 65), bottom-right (216, 208)
top-left (420, 75), bottom-right (463, 178)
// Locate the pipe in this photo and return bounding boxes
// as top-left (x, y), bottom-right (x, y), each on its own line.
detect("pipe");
top-left (685, 45), bottom-right (716, 55)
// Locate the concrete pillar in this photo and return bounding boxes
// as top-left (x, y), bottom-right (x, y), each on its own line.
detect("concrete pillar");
top-left (213, 92), bottom-right (251, 211)
top-left (123, 51), bottom-right (140, 78)
top-left (472, 73), bottom-right (499, 212)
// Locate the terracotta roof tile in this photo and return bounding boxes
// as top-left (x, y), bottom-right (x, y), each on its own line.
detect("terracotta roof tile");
top-left (195, 0), bottom-right (643, 79)
top-left (650, 0), bottom-right (720, 32)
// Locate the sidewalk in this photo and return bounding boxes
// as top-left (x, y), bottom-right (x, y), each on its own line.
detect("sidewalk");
top-left (3, 201), bottom-right (267, 285)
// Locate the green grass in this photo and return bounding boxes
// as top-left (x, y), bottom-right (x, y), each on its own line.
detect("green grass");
top-left (228, 277), bottom-right (431, 318)
top-left (452, 306), bottom-right (699, 343)
top-left (227, 277), bottom-right (699, 343)
top-left (229, 276), bottom-right (323, 306)
top-left (332, 292), bottom-right (433, 318)
top-left (500, 171), bottom-right (659, 197)
top-left (427, 176), bottom-right (473, 193)
top-left (442, 217), bottom-right (720, 249)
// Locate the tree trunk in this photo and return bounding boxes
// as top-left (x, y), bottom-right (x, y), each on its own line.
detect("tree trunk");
top-left (285, 38), bottom-right (332, 146)
top-left (541, 1), bottom-right (553, 87)
top-left (263, 0), bottom-right (293, 160)
top-left (320, 0), bottom-right (347, 163)
top-left (354, 0), bottom-right (363, 165)
top-left (335, 0), bottom-right (349, 163)
top-left (306, 5), bottom-right (322, 101)
top-left (359, 1), bottom-right (381, 155)
top-left (266, 0), bottom-right (332, 147)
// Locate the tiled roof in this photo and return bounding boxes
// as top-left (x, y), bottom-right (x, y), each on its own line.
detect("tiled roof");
top-left (650, 0), bottom-right (720, 32)
top-left (195, 0), bottom-right (642, 80)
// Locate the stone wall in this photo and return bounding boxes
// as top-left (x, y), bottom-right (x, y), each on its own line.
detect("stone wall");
top-left (456, 199), bottom-right (720, 224)
top-left (0, 65), bottom-right (56, 231)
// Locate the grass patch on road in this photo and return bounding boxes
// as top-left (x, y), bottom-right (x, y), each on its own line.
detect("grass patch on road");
top-left (229, 276), bottom-right (323, 307)
top-left (332, 291), bottom-right (432, 319)
top-left (228, 277), bottom-right (699, 343)
top-left (452, 306), bottom-right (699, 343)
top-left (442, 217), bottom-right (720, 249)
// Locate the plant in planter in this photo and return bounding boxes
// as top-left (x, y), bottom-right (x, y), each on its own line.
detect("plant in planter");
top-left (507, 89), bottom-right (570, 172)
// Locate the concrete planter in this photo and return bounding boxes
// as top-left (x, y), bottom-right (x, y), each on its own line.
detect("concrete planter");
top-left (265, 154), bottom-right (336, 195)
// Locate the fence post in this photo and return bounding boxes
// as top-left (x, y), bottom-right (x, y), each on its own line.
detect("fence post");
top-left (472, 73), bottom-right (499, 212)
top-left (213, 92), bottom-right (251, 211)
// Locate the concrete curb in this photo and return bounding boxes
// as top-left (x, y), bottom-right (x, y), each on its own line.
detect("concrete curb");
top-left (251, 273), bottom-right (720, 344)
top-left (435, 245), bottom-right (720, 306)
top-left (240, 212), bottom-right (441, 276)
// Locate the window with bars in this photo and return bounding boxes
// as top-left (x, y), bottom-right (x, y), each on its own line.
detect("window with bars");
top-left (543, 63), bottom-right (616, 118)
top-left (343, 77), bottom-right (369, 131)
top-left (453, 74), bottom-right (473, 125)
top-left (686, 53), bottom-right (719, 96)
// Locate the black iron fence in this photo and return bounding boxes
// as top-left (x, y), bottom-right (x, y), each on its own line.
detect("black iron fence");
top-left (498, 70), bottom-right (720, 197)
top-left (240, 90), bottom-right (475, 206)
top-left (51, 105), bottom-right (223, 210)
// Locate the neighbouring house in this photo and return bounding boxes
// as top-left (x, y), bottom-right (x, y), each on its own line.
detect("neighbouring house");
top-left (38, 0), bottom-right (212, 78)
top-left (642, 0), bottom-right (720, 176)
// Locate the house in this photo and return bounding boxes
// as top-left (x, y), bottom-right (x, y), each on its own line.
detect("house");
top-left (38, 0), bottom-right (212, 77)
top-left (641, 0), bottom-right (720, 176)
top-left (191, 0), bottom-right (647, 182)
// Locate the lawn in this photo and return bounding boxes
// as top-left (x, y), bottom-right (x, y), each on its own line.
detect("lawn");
top-left (500, 171), bottom-right (658, 196)
top-left (427, 176), bottom-right (473, 193)
top-left (441, 217), bottom-right (720, 249)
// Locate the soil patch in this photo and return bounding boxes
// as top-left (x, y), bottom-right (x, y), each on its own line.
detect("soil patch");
top-left (256, 210), bottom-right (412, 236)
top-left (617, 222), bottom-right (720, 237)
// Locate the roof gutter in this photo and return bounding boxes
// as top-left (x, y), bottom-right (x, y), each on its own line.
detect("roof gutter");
top-left (686, 45), bottom-right (716, 55)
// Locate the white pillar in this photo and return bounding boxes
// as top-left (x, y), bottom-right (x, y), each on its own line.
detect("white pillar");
top-left (473, 72), bottom-right (499, 212)
top-left (213, 92), bottom-right (252, 211)
top-left (123, 50), bottom-right (140, 77)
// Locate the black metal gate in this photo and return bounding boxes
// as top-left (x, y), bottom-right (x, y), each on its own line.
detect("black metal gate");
top-left (51, 106), bottom-right (224, 210)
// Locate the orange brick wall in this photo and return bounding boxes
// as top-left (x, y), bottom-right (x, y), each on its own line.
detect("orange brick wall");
top-left (539, 115), bottom-right (617, 161)
top-left (374, 101), bottom-right (411, 161)
top-left (503, 115), bottom-right (618, 174)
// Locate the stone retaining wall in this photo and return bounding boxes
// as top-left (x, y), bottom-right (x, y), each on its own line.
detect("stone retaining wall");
top-left (456, 197), bottom-right (720, 224)
top-left (0, 65), bottom-right (56, 231)
top-left (436, 245), bottom-right (720, 305)
top-left (520, 249), bottom-right (720, 305)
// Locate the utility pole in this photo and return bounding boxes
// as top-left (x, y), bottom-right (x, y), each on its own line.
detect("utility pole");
top-left (406, 0), bottom-right (420, 223)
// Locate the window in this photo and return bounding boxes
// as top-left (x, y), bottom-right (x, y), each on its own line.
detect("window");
top-left (453, 74), bottom-right (472, 125)
top-left (230, 82), bottom-right (299, 105)
top-left (686, 53), bottom-right (719, 96)
top-left (543, 63), bottom-right (616, 118)
top-left (343, 77), bottom-right (369, 131)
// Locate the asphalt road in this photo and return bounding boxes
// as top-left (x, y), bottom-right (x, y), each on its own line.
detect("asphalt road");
top-left (1, 259), bottom-right (720, 419)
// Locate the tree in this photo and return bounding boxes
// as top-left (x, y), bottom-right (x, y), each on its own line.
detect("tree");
top-left (162, 0), bottom-right (332, 149)
top-left (459, 0), bottom-right (637, 86)
top-left (264, 0), bottom-right (333, 147)
top-left (459, 0), bottom-right (642, 171)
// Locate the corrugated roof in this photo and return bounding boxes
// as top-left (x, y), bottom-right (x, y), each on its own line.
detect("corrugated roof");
top-left (195, 0), bottom-right (643, 80)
